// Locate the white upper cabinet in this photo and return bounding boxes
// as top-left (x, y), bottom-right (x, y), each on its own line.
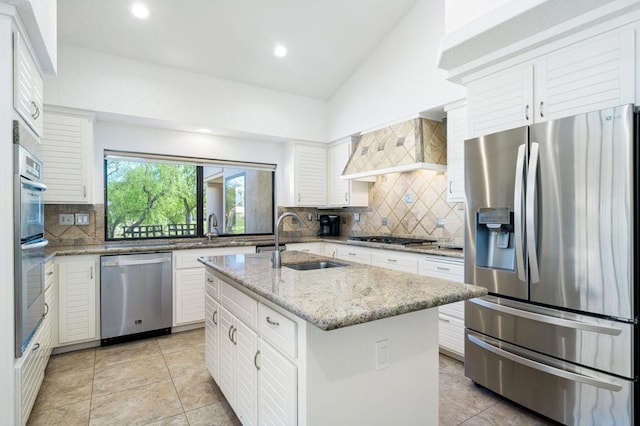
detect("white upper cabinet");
top-left (467, 29), bottom-right (635, 138)
top-left (282, 142), bottom-right (327, 207)
top-left (41, 110), bottom-right (95, 204)
top-left (13, 32), bottom-right (43, 137)
top-left (444, 100), bottom-right (467, 203)
top-left (326, 140), bottom-right (369, 207)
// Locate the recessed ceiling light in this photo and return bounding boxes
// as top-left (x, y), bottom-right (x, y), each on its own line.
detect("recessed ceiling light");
top-left (273, 45), bottom-right (288, 58)
top-left (131, 3), bottom-right (149, 19)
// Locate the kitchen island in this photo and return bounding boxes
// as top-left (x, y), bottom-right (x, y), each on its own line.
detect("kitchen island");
top-left (199, 251), bottom-right (487, 425)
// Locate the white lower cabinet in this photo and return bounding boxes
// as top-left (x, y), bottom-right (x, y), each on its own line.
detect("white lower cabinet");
top-left (56, 255), bottom-right (99, 345)
top-left (371, 251), bottom-right (418, 273)
top-left (334, 245), bottom-right (371, 264)
top-left (205, 293), bottom-right (220, 382)
top-left (418, 256), bottom-right (465, 358)
top-left (257, 339), bottom-right (297, 425)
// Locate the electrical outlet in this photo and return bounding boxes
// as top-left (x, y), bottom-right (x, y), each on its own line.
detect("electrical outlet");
top-left (59, 214), bottom-right (74, 225)
top-left (307, 213), bottom-right (313, 221)
top-left (353, 212), bottom-right (360, 223)
top-left (375, 339), bottom-right (390, 371)
top-left (405, 194), bottom-right (413, 203)
top-left (436, 218), bottom-right (445, 228)
top-left (75, 213), bottom-right (90, 226)
top-left (381, 217), bottom-right (388, 226)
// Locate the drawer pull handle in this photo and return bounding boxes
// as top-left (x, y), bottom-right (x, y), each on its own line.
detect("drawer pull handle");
top-left (231, 327), bottom-right (237, 345)
top-left (207, 278), bottom-right (213, 283)
top-left (228, 325), bottom-right (234, 342)
top-left (436, 266), bottom-right (450, 271)
top-left (30, 101), bottom-right (40, 119)
top-left (46, 271), bottom-right (53, 276)
top-left (266, 316), bottom-right (280, 327)
top-left (439, 317), bottom-right (450, 323)
top-left (212, 310), bottom-right (218, 325)
top-left (43, 303), bottom-right (49, 317)
top-left (387, 258), bottom-right (397, 262)
top-left (254, 350), bottom-right (261, 370)
top-left (348, 252), bottom-right (356, 256)
top-left (32, 343), bottom-right (40, 351)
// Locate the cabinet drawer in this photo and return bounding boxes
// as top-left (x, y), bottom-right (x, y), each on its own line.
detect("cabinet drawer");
top-left (438, 301), bottom-right (464, 320)
top-left (371, 252), bottom-right (418, 273)
top-left (220, 281), bottom-right (258, 328)
top-left (419, 257), bottom-right (464, 281)
top-left (44, 262), bottom-right (55, 291)
top-left (205, 271), bottom-right (220, 300)
top-left (438, 312), bottom-right (465, 356)
top-left (258, 304), bottom-right (297, 359)
top-left (336, 246), bottom-right (371, 264)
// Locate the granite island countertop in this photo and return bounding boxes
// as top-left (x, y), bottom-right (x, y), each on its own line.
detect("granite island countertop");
top-left (198, 250), bottom-right (486, 331)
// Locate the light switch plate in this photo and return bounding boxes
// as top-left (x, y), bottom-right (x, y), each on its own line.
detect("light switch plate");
top-left (436, 218), bottom-right (445, 228)
top-left (59, 214), bottom-right (74, 225)
top-left (75, 213), bottom-right (90, 226)
top-left (381, 217), bottom-right (388, 226)
top-left (353, 212), bottom-right (360, 222)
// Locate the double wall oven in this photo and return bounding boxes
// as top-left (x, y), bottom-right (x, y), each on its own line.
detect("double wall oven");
top-left (14, 120), bottom-right (48, 357)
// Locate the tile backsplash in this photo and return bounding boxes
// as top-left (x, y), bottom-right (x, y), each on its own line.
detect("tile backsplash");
top-left (45, 204), bottom-right (105, 246)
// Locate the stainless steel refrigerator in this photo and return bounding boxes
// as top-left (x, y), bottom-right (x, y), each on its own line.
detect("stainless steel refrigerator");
top-left (464, 104), bottom-right (637, 425)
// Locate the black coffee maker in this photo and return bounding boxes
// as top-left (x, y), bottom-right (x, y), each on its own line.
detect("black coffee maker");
top-left (318, 215), bottom-right (340, 236)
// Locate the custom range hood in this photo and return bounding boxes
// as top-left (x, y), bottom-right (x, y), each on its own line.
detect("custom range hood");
top-left (341, 117), bottom-right (447, 181)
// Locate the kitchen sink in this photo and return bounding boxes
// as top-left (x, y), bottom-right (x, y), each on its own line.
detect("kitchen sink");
top-left (284, 260), bottom-right (347, 271)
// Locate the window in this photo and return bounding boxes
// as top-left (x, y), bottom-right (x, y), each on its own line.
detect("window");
top-left (105, 152), bottom-right (275, 240)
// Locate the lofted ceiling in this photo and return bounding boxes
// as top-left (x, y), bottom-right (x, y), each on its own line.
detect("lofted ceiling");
top-left (57, 0), bottom-right (420, 100)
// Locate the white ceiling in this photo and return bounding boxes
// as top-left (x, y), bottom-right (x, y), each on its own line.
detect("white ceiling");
top-left (57, 0), bottom-right (420, 100)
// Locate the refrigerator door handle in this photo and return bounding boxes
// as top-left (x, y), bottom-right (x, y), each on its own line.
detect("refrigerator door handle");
top-left (513, 144), bottom-right (527, 282)
top-left (470, 298), bottom-right (623, 335)
top-left (467, 334), bottom-right (623, 392)
top-left (526, 142), bottom-right (540, 283)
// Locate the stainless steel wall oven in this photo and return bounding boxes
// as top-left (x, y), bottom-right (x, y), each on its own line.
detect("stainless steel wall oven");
top-left (14, 120), bottom-right (47, 357)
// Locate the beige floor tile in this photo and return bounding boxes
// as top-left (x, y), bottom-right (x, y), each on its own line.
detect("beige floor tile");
top-left (173, 369), bottom-right (224, 411)
top-left (185, 401), bottom-right (240, 426)
top-left (163, 346), bottom-right (206, 378)
top-left (461, 400), bottom-right (555, 426)
top-left (157, 328), bottom-right (205, 354)
top-left (142, 413), bottom-right (190, 426)
top-left (27, 399), bottom-right (91, 426)
top-left (439, 396), bottom-right (476, 426)
top-left (439, 362), bottom-right (498, 416)
top-left (93, 354), bottom-right (171, 397)
top-left (90, 380), bottom-right (183, 426)
top-left (45, 348), bottom-right (96, 376)
top-left (95, 338), bottom-right (162, 369)
top-left (32, 368), bottom-right (93, 411)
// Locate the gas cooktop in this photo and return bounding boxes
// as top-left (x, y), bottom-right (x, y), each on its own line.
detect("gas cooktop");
top-left (348, 236), bottom-right (438, 246)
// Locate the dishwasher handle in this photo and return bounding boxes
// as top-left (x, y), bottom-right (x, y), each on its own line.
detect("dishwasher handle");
top-left (102, 257), bottom-right (172, 267)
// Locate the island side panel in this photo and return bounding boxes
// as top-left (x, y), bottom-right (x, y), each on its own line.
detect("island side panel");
top-left (304, 308), bottom-right (439, 425)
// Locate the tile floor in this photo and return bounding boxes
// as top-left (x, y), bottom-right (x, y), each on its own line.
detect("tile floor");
top-left (28, 328), bottom-right (554, 425)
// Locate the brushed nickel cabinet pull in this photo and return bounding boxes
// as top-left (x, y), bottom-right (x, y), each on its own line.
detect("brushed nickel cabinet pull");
top-left (254, 350), bottom-right (261, 370)
top-left (539, 101), bottom-right (544, 118)
top-left (212, 310), bottom-right (218, 325)
top-left (525, 104), bottom-right (530, 121)
top-left (266, 316), bottom-right (280, 327)
top-left (231, 327), bottom-right (237, 345)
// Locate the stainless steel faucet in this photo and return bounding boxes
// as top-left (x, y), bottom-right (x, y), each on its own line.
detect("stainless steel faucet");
top-left (272, 212), bottom-right (303, 268)
top-left (206, 213), bottom-right (218, 241)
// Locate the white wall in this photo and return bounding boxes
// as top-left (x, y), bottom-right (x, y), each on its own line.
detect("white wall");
top-left (444, 0), bottom-right (512, 33)
top-left (327, 0), bottom-right (466, 140)
top-left (45, 44), bottom-right (328, 143)
top-left (93, 120), bottom-right (289, 205)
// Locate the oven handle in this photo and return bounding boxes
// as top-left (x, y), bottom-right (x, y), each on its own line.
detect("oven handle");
top-left (467, 334), bottom-right (623, 391)
top-left (21, 178), bottom-right (47, 192)
top-left (21, 240), bottom-right (49, 251)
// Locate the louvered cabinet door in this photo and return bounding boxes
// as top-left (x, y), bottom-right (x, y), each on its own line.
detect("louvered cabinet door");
top-left (13, 32), bottom-right (43, 137)
top-left (293, 144), bottom-right (326, 206)
top-left (41, 112), bottom-right (94, 204)
top-left (234, 319), bottom-right (258, 426)
top-left (327, 142), bottom-right (350, 206)
top-left (445, 102), bottom-right (467, 203)
top-left (205, 294), bottom-right (220, 382)
top-left (174, 268), bottom-right (206, 325)
top-left (533, 29), bottom-right (635, 122)
top-left (218, 306), bottom-right (236, 405)
top-left (58, 257), bottom-right (98, 344)
top-left (258, 340), bottom-right (297, 426)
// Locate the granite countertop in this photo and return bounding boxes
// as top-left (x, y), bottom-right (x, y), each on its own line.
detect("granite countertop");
top-left (45, 235), bottom-right (463, 260)
top-left (199, 251), bottom-right (486, 331)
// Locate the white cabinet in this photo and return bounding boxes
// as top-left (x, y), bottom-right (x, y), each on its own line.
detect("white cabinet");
top-left (257, 339), bottom-right (297, 426)
top-left (467, 29), bottom-right (635, 138)
top-left (371, 251), bottom-right (418, 274)
top-left (334, 245), bottom-right (372, 265)
top-left (218, 305), bottom-right (259, 426)
top-left (418, 256), bottom-right (465, 359)
top-left (13, 31), bottom-right (43, 137)
top-left (444, 100), bottom-right (467, 203)
top-left (173, 246), bottom-right (255, 326)
top-left (205, 294), bottom-right (220, 382)
top-left (282, 142), bottom-right (327, 207)
top-left (285, 242), bottom-right (326, 256)
top-left (41, 110), bottom-right (95, 204)
top-left (56, 255), bottom-right (99, 345)
top-left (326, 140), bottom-right (369, 207)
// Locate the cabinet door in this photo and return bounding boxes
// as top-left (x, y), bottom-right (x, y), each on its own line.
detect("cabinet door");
top-left (327, 142), bottom-right (369, 207)
top-left (258, 340), bottom-right (297, 426)
top-left (294, 144), bottom-right (326, 206)
top-left (174, 268), bottom-right (206, 325)
top-left (234, 319), bottom-right (259, 426)
top-left (335, 246), bottom-right (371, 264)
top-left (218, 307), bottom-right (236, 402)
top-left (467, 65), bottom-right (533, 137)
top-left (445, 103), bottom-right (467, 203)
top-left (41, 112), bottom-right (94, 204)
top-left (534, 29), bottom-right (635, 123)
top-left (57, 258), bottom-right (97, 344)
top-left (205, 294), bottom-right (220, 382)
top-left (371, 251), bottom-right (418, 273)
top-left (13, 32), bottom-right (43, 137)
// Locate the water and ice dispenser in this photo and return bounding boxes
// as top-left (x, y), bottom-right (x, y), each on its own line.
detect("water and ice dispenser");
top-left (475, 207), bottom-right (516, 271)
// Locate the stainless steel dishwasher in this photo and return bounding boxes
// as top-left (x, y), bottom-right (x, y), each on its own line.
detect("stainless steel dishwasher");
top-left (100, 252), bottom-right (173, 345)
